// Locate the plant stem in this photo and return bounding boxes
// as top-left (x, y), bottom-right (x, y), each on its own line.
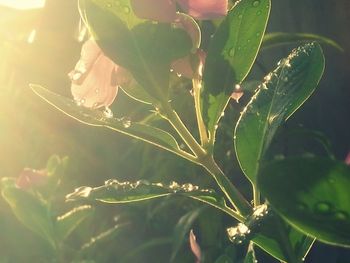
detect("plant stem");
top-left (162, 102), bottom-right (206, 158)
top-left (192, 79), bottom-right (209, 146)
top-left (201, 156), bottom-right (252, 217)
top-left (253, 185), bottom-right (261, 207)
top-left (276, 218), bottom-right (301, 263)
top-left (162, 101), bottom-right (252, 217)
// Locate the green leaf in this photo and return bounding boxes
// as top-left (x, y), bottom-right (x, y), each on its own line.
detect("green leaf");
top-left (66, 180), bottom-right (236, 218)
top-left (30, 84), bottom-right (186, 158)
top-left (80, 223), bottom-right (129, 252)
top-left (262, 32), bottom-right (344, 52)
top-left (171, 208), bottom-right (204, 261)
top-left (55, 205), bottom-right (94, 241)
top-left (1, 186), bottom-right (56, 249)
top-left (202, 0), bottom-right (271, 142)
top-left (80, 0), bottom-right (192, 101)
top-left (234, 43), bottom-right (325, 184)
top-left (259, 157), bottom-right (350, 247)
top-left (244, 243), bottom-right (256, 263)
top-left (253, 218), bottom-right (314, 262)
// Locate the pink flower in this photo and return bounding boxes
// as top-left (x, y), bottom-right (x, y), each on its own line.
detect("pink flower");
top-left (131, 0), bottom-right (228, 22)
top-left (16, 168), bottom-right (48, 189)
top-left (69, 39), bottom-right (131, 109)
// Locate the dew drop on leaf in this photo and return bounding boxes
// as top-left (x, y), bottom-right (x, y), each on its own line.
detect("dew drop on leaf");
top-left (252, 1), bottom-right (260, 7)
top-left (334, 211), bottom-right (348, 220)
top-left (121, 117), bottom-right (131, 128)
top-left (103, 107), bottom-right (114, 118)
top-left (123, 6), bottom-right (130, 14)
top-left (314, 202), bottom-right (332, 214)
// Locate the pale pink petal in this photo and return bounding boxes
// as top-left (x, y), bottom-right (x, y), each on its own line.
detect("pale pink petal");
top-left (71, 54), bottom-right (118, 108)
top-left (177, 0), bottom-right (228, 20)
top-left (174, 13), bottom-right (201, 49)
top-left (16, 168), bottom-right (48, 189)
top-left (189, 230), bottom-right (201, 263)
top-left (130, 0), bottom-right (177, 22)
top-left (70, 39), bottom-right (102, 79)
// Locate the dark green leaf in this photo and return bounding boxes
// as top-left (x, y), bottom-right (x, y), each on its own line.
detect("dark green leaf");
top-left (1, 186), bottom-right (55, 249)
top-left (55, 205), bottom-right (94, 240)
top-left (80, 0), bottom-right (192, 101)
top-left (234, 43), bottom-right (325, 184)
top-left (171, 208), bottom-right (204, 261)
top-left (259, 157), bottom-right (350, 247)
top-left (202, 0), bottom-right (270, 142)
top-left (31, 84), bottom-right (185, 158)
top-left (215, 254), bottom-right (233, 263)
top-left (253, 217), bottom-right (314, 262)
top-left (262, 32), bottom-right (343, 52)
top-left (80, 223), bottom-right (129, 252)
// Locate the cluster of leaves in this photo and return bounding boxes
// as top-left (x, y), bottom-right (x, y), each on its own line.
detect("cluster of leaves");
top-left (1, 0), bottom-right (349, 262)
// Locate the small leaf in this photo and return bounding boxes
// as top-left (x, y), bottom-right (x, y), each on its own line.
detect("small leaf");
top-left (234, 43), bottom-right (325, 184)
top-left (253, 218), bottom-right (314, 262)
top-left (66, 180), bottom-right (235, 217)
top-left (171, 208), bottom-right (203, 261)
top-left (202, 0), bottom-right (271, 142)
top-left (55, 205), bottom-right (94, 241)
top-left (259, 157), bottom-right (350, 247)
top-left (1, 186), bottom-right (55, 249)
top-left (262, 32), bottom-right (343, 52)
top-left (244, 243), bottom-right (256, 263)
top-left (31, 85), bottom-right (185, 158)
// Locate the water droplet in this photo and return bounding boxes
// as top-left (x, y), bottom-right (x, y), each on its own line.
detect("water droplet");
top-left (264, 74), bottom-right (272, 82)
top-left (103, 107), bottom-right (114, 118)
top-left (170, 68), bottom-right (174, 73)
top-left (214, 124), bottom-right (219, 130)
top-left (183, 183), bottom-right (198, 192)
top-left (252, 1), bottom-right (260, 7)
top-left (95, 89), bottom-right (99, 94)
top-left (247, 39), bottom-right (251, 43)
top-left (176, 73), bottom-right (182, 77)
top-left (261, 83), bottom-right (268, 90)
top-left (296, 202), bottom-right (308, 211)
top-left (227, 223), bottom-right (250, 244)
top-left (221, 112), bottom-right (225, 117)
top-left (256, 32), bottom-right (261, 37)
top-left (105, 179), bottom-right (118, 185)
top-left (238, 14), bottom-right (243, 19)
top-left (123, 6), bottom-right (130, 13)
top-left (256, 10), bottom-right (262, 15)
top-left (334, 211), bottom-right (348, 220)
top-left (315, 202), bottom-right (331, 214)
top-left (121, 117), bottom-right (131, 128)
top-left (106, 2), bottom-right (112, 8)
top-left (268, 115), bottom-right (277, 124)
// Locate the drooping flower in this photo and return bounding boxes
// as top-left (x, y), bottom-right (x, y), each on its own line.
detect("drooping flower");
top-left (131, 0), bottom-right (228, 22)
top-left (69, 39), bottom-right (131, 109)
top-left (16, 168), bottom-right (48, 189)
